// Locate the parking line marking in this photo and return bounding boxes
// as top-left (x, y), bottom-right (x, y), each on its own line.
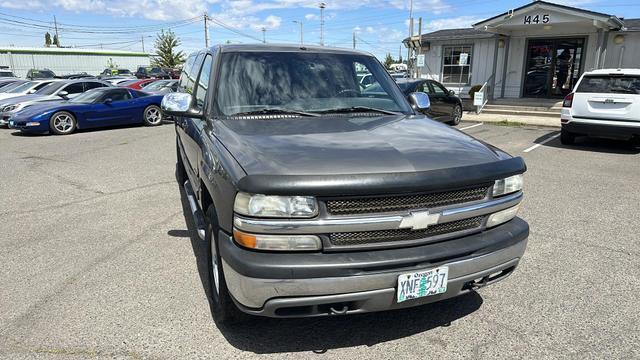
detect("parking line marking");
top-left (459, 123), bottom-right (483, 131)
top-left (523, 133), bottom-right (561, 153)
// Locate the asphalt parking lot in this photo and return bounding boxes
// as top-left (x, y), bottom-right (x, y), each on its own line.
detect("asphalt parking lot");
top-left (1, 121), bottom-right (639, 359)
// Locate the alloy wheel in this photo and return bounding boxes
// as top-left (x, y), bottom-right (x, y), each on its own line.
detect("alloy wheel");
top-left (145, 107), bottom-right (162, 124)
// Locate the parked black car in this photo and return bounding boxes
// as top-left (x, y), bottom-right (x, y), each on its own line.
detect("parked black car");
top-left (135, 66), bottom-right (170, 79)
top-left (26, 69), bottom-right (56, 80)
top-left (162, 44), bottom-right (528, 324)
top-left (396, 78), bottom-right (463, 125)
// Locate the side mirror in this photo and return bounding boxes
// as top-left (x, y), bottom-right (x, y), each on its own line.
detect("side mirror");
top-left (104, 98), bottom-right (113, 104)
top-left (408, 92), bottom-right (431, 111)
top-left (161, 92), bottom-right (201, 118)
top-left (57, 90), bottom-right (69, 98)
top-left (448, 89), bottom-right (456, 96)
top-left (27, 89), bottom-right (37, 94)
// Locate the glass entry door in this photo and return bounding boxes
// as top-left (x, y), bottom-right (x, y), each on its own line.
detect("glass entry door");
top-left (523, 38), bottom-right (584, 98)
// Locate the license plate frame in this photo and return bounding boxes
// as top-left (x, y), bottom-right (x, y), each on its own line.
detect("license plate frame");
top-left (396, 266), bottom-right (448, 303)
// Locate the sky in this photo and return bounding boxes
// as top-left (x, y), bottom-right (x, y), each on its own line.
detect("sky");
top-left (0, 0), bottom-right (639, 60)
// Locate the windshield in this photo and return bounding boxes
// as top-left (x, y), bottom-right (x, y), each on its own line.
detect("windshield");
top-left (36, 82), bottom-right (67, 95)
top-left (30, 70), bottom-right (55, 79)
top-left (70, 89), bottom-right (106, 103)
top-left (577, 75), bottom-right (640, 94)
top-left (8, 82), bottom-right (37, 93)
top-left (214, 51), bottom-right (411, 116)
top-left (1, 81), bottom-right (24, 92)
top-left (144, 80), bottom-right (170, 90)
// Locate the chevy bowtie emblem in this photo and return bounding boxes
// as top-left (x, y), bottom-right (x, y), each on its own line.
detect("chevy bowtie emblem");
top-left (399, 210), bottom-right (441, 230)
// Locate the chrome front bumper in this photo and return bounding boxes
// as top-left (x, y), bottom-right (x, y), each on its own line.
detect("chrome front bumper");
top-left (223, 237), bottom-right (527, 317)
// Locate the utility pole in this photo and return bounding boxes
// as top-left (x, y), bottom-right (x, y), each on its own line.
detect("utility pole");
top-left (261, 27), bottom-right (266, 43)
top-left (141, 36), bottom-right (145, 52)
top-left (293, 21), bottom-right (303, 45)
top-left (407, 0), bottom-right (413, 69)
top-left (416, 17), bottom-right (422, 78)
top-left (319, 2), bottom-right (326, 46)
top-left (53, 15), bottom-right (60, 47)
top-left (352, 32), bottom-right (356, 49)
top-left (204, 13), bottom-right (210, 47)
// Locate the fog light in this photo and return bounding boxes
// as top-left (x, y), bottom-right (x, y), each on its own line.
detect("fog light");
top-left (25, 122), bottom-right (40, 127)
top-left (233, 229), bottom-right (321, 251)
top-left (486, 205), bottom-right (520, 228)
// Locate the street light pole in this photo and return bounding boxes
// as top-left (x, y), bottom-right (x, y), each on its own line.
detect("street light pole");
top-left (293, 20), bottom-right (304, 45)
top-left (319, 2), bottom-right (326, 46)
top-left (261, 27), bottom-right (266, 43)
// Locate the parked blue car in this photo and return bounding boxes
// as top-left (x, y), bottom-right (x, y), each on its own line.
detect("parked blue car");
top-left (8, 87), bottom-right (164, 135)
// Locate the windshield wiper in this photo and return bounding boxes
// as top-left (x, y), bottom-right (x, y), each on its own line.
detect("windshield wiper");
top-left (230, 108), bottom-right (320, 117)
top-left (317, 106), bottom-right (401, 115)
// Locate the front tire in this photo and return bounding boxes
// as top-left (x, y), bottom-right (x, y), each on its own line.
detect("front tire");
top-left (49, 111), bottom-right (77, 135)
top-left (205, 205), bottom-right (245, 325)
top-left (448, 104), bottom-right (462, 126)
top-left (143, 105), bottom-right (163, 126)
top-left (560, 128), bottom-right (576, 145)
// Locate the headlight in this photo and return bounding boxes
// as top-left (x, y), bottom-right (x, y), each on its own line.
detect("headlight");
top-left (2, 104), bottom-right (17, 112)
top-left (233, 229), bottom-right (321, 251)
top-left (486, 204), bottom-right (520, 228)
top-left (492, 174), bottom-right (523, 197)
top-left (234, 192), bottom-right (318, 218)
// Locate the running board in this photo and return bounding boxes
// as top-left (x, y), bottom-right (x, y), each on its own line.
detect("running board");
top-left (183, 180), bottom-right (206, 240)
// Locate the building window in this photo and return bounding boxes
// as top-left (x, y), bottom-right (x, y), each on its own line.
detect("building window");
top-left (442, 45), bottom-right (472, 84)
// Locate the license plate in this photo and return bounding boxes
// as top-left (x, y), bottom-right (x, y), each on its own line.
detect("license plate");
top-left (397, 266), bottom-right (448, 303)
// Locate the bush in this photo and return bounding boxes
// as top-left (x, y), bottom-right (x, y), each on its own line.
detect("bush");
top-left (468, 84), bottom-right (483, 99)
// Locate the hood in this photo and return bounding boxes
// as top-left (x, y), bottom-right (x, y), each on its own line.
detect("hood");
top-left (11, 100), bottom-right (70, 118)
top-left (0, 94), bottom-right (46, 108)
top-left (215, 115), bottom-right (510, 177)
top-left (0, 92), bottom-right (28, 101)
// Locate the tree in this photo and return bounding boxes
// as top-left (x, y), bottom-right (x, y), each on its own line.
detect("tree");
top-left (152, 29), bottom-right (185, 68)
top-left (52, 34), bottom-right (60, 47)
top-left (45, 32), bottom-right (52, 47)
top-left (384, 53), bottom-right (394, 68)
top-left (106, 58), bottom-right (118, 69)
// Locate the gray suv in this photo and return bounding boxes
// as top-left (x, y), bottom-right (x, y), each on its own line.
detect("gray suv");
top-left (162, 44), bottom-right (528, 323)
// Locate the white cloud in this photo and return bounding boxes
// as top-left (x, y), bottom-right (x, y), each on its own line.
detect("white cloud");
top-left (249, 14), bottom-right (282, 31)
top-left (304, 13), bottom-right (318, 21)
top-left (366, 26), bottom-right (374, 33)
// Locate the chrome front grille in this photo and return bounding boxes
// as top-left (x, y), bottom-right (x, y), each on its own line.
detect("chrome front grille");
top-left (324, 186), bottom-right (490, 215)
top-left (329, 216), bottom-right (485, 246)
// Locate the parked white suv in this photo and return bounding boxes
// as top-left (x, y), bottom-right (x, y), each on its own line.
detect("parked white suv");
top-left (560, 68), bottom-right (640, 145)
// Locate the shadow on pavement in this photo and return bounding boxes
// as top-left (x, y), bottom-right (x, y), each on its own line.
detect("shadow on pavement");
top-left (174, 166), bottom-right (484, 354)
top-left (538, 134), bottom-right (640, 155)
top-left (8, 120), bottom-right (173, 137)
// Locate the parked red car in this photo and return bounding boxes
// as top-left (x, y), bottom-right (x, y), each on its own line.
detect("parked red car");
top-left (118, 79), bottom-right (157, 90)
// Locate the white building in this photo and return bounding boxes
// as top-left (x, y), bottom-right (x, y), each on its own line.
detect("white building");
top-left (0, 47), bottom-right (151, 78)
top-left (406, 1), bottom-right (640, 99)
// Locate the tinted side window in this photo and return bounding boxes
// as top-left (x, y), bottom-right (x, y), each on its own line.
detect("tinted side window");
top-left (194, 54), bottom-right (213, 111)
top-left (428, 81), bottom-right (447, 95)
top-left (179, 54), bottom-right (203, 95)
top-left (85, 82), bottom-right (106, 91)
top-left (108, 89), bottom-right (132, 102)
top-left (64, 83), bottom-right (84, 94)
top-left (33, 82), bottom-right (51, 91)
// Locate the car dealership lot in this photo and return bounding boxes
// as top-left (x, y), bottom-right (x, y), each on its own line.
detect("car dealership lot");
top-left (0, 122), bottom-right (638, 359)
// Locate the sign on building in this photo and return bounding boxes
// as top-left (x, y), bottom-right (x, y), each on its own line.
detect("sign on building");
top-left (416, 54), bottom-right (425, 67)
top-left (459, 53), bottom-right (469, 66)
top-left (473, 91), bottom-right (484, 106)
